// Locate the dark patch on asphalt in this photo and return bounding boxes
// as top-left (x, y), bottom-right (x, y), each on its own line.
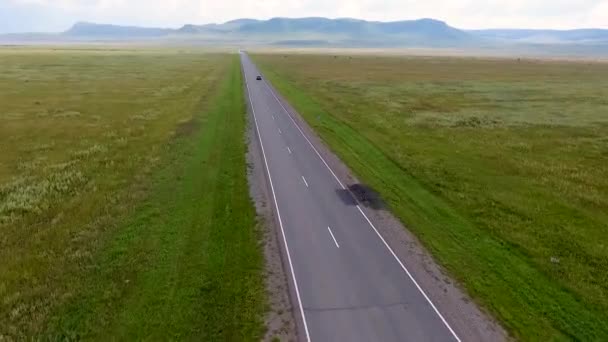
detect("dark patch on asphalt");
top-left (336, 183), bottom-right (386, 210)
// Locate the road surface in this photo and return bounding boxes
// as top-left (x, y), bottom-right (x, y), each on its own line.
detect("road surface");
top-left (241, 53), bottom-right (460, 342)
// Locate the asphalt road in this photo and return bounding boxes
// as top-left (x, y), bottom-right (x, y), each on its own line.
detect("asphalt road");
top-left (241, 53), bottom-right (460, 342)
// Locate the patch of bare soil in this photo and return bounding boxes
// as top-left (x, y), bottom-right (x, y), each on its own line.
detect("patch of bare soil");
top-left (173, 117), bottom-right (199, 137)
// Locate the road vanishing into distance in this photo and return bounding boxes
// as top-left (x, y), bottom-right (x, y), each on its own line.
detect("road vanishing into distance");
top-left (241, 53), bottom-right (460, 342)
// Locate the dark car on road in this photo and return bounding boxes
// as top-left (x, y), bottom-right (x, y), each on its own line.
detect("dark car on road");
top-left (256, 75), bottom-right (262, 80)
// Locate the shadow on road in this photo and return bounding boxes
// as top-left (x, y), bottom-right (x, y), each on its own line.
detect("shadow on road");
top-left (336, 184), bottom-right (386, 210)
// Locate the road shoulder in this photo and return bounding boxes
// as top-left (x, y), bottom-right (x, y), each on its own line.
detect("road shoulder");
top-left (260, 71), bottom-right (509, 342)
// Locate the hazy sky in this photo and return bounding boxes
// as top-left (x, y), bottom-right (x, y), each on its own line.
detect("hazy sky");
top-left (1, 0), bottom-right (607, 33)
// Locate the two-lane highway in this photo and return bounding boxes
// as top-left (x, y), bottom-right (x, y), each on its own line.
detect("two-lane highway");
top-left (241, 53), bottom-right (460, 342)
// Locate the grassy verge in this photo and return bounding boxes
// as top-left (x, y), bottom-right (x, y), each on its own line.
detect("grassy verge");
top-left (253, 53), bottom-right (608, 340)
top-left (45, 54), bottom-right (265, 340)
top-left (1, 48), bottom-right (265, 339)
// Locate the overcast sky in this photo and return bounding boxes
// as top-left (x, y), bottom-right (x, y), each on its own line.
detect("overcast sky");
top-left (1, 0), bottom-right (607, 33)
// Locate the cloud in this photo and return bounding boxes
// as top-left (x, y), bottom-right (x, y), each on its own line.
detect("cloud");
top-left (588, 1), bottom-right (608, 24)
top-left (1, 0), bottom-right (607, 33)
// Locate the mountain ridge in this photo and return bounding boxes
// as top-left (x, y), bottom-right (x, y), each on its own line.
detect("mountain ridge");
top-left (3, 17), bottom-right (608, 48)
top-left (66, 21), bottom-right (172, 37)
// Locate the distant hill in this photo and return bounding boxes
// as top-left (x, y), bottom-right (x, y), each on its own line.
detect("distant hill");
top-left (58, 17), bottom-right (474, 46)
top-left (65, 22), bottom-right (172, 37)
top-left (469, 28), bottom-right (608, 44)
top-left (2, 17), bottom-right (608, 51)
top-left (233, 17), bottom-right (470, 43)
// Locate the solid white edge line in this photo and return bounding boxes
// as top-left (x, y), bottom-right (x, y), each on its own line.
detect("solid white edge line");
top-left (262, 74), bottom-right (462, 342)
top-left (242, 56), bottom-right (312, 342)
top-left (301, 176), bottom-right (309, 188)
top-left (327, 226), bottom-right (340, 248)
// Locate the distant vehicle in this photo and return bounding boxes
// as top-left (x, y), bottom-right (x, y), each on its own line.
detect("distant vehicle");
top-left (256, 75), bottom-right (262, 80)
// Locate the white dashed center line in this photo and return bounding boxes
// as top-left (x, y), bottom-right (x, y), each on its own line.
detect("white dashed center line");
top-left (301, 176), bottom-right (309, 188)
top-left (287, 146), bottom-right (292, 154)
top-left (327, 227), bottom-right (340, 248)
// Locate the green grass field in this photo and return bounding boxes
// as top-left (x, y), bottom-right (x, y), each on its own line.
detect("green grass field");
top-left (253, 53), bottom-right (608, 340)
top-left (0, 48), bottom-right (265, 339)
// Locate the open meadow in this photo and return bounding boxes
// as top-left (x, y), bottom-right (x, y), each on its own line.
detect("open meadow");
top-left (253, 53), bottom-right (608, 340)
top-left (0, 47), bottom-right (265, 339)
